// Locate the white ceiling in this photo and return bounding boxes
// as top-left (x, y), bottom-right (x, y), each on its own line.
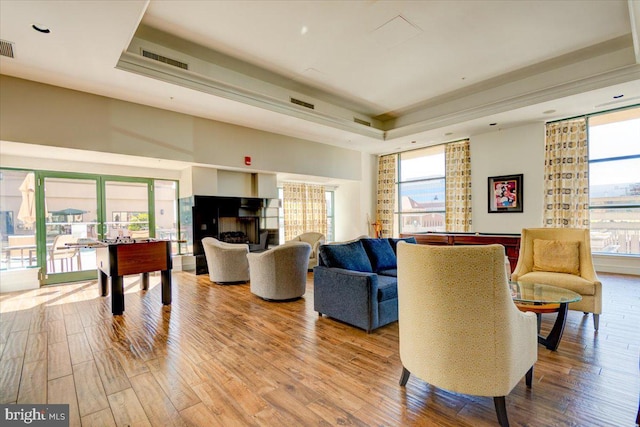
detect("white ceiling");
top-left (1, 0), bottom-right (639, 165)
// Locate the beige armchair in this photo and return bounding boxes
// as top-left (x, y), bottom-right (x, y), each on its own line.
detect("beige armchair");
top-left (247, 241), bottom-right (312, 300)
top-left (511, 228), bottom-right (602, 330)
top-left (397, 243), bottom-right (537, 427)
top-left (201, 237), bottom-right (249, 284)
top-left (286, 232), bottom-right (325, 270)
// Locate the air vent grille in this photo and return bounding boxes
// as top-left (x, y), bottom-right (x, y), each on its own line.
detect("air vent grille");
top-left (354, 118), bottom-right (371, 127)
top-left (290, 97), bottom-right (315, 110)
top-left (0, 40), bottom-right (15, 58)
top-left (142, 49), bottom-right (188, 70)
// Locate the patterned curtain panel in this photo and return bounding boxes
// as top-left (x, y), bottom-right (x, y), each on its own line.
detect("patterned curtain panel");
top-left (283, 182), bottom-right (327, 241)
top-left (376, 154), bottom-right (397, 238)
top-left (445, 139), bottom-right (472, 232)
top-left (543, 119), bottom-right (589, 228)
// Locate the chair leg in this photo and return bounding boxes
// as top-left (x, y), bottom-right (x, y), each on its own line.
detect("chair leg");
top-left (525, 366), bottom-right (533, 388)
top-left (493, 396), bottom-right (509, 427)
top-left (593, 314), bottom-right (599, 331)
top-left (399, 367), bottom-right (411, 386)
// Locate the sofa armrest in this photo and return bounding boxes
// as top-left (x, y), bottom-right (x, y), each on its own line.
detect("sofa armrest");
top-left (313, 266), bottom-right (379, 331)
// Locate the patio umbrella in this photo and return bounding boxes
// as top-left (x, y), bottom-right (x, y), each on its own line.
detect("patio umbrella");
top-left (17, 172), bottom-right (36, 229)
top-left (51, 208), bottom-right (87, 216)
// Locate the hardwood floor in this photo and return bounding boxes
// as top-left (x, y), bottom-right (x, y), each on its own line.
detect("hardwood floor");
top-left (0, 272), bottom-right (638, 426)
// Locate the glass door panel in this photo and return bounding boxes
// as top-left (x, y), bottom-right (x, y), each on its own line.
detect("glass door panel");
top-left (43, 176), bottom-right (99, 283)
top-left (104, 181), bottom-right (150, 239)
top-left (0, 170), bottom-right (38, 271)
top-left (154, 180), bottom-right (180, 254)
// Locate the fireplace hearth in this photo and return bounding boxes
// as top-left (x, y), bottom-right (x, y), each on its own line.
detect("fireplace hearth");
top-left (219, 231), bottom-right (249, 244)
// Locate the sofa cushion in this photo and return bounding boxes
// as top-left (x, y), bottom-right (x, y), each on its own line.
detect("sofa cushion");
top-left (361, 238), bottom-right (397, 272)
top-left (377, 275), bottom-right (398, 302)
top-left (387, 237), bottom-right (417, 253)
top-left (533, 239), bottom-right (580, 275)
top-left (518, 271), bottom-right (596, 295)
top-left (378, 268), bottom-right (397, 277)
top-left (319, 240), bottom-right (373, 273)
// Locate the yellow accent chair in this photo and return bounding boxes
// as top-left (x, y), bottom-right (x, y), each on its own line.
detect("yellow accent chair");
top-left (397, 243), bottom-right (537, 427)
top-left (511, 228), bottom-right (602, 330)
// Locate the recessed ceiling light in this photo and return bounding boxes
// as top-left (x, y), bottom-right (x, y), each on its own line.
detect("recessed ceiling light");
top-left (543, 109), bottom-right (556, 114)
top-left (613, 94), bottom-right (624, 99)
top-left (411, 140), bottom-right (417, 144)
top-left (32, 24), bottom-right (50, 34)
top-left (300, 26), bottom-right (308, 35)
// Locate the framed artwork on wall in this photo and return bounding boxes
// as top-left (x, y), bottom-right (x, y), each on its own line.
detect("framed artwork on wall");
top-left (488, 174), bottom-right (523, 213)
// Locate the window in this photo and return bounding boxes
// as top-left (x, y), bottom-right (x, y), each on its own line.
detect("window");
top-left (154, 179), bottom-right (181, 254)
top-left (0, 169), bottom-right (38, 271)
top-left (397, 146), bottom-right (446, 233)
top-left (278, 187), bottom-right (334, 243)
top-left (325, 190), bottom-right (335, 242)
top-left (588, 107), bottom-right (640, 255)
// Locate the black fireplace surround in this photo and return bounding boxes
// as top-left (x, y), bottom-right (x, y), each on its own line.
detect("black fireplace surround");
top-left (192, 196), bottom-right (269, 275)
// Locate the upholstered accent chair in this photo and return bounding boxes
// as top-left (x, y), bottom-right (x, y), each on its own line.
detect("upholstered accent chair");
top-left (286, 232), bottom-right (325, 270)
top-left (201, 237), bottom-right (249, 284)
top-left (247, 241), bottom-right (312, 300)
top-left (511, 227), bottom-right (602, 330)
top-left (397, 243), bottom-right (538, 427)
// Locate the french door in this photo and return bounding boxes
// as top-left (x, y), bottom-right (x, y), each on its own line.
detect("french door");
top-left (39, 173), bottom-right (152, 285)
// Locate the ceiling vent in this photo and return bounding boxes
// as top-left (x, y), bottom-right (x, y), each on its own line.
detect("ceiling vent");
top-left (141, 49), bottom-right (188, 70)
top-left (354, 117), bottom-right (371, 127)
top-left (0, 40), bottom-right (15, 58)
top-left (290, 97), bottom-right (315, 110)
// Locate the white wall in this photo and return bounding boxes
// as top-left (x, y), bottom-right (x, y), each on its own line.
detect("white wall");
top-left (216, 170), bottom-right (253, 197)
top-left (0, 75), bottom-right (363, 182)
top-left (0, 154), bottom-right (183, 181)
top-left (333, 152), bottom-right (376, 241)
top-left (470, 123), bottom-right (545, 233)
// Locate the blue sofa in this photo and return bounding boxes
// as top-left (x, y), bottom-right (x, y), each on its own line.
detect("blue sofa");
top-left (313, 237), bottom-right (416, 332)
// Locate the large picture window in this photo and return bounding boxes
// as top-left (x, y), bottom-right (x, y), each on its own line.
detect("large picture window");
top-left (397, 146), bottom-right (446, 233)
top-left (588, 107), bottom-right (640, 255)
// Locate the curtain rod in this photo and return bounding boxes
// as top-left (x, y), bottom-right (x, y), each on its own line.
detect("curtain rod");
top-left (546, 103), bottom-right (640, 125)
top-left (379, 137), bottom-right (469, 157)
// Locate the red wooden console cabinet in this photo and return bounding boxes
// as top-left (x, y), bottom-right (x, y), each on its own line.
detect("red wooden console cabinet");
top-left (399, 232), bottom-right (521, 273)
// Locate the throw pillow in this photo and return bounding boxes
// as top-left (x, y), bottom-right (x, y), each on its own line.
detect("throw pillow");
top-left (319, 240), bottom-right (373, 273)
top-left (387, 237), bottom-right (417, 253)
top-left (532, 239), bottom-right (580, 275)
top-left (361, 238), bottom-right (397, 272)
